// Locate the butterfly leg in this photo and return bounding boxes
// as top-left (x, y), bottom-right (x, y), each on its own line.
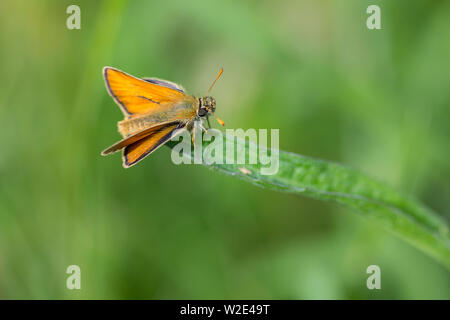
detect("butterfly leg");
top-left (192, 125), bottom-right (196, 145)
top-left (199, 121), bottom-right (208, 133)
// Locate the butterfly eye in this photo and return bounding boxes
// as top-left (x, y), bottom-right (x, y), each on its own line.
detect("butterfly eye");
top-left (198, 107), bottom-right (208, 117)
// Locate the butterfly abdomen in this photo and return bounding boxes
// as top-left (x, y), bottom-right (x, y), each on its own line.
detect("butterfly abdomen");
top-left (118, 114), bottom-right (167, 137)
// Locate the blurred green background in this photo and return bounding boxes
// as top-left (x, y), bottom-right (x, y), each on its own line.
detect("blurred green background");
top-left (0, 0), bottom-right (449, 299)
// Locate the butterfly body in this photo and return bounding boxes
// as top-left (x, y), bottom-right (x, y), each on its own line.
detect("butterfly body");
top-left (117, 97), bottom-right (197, 137)
top-left (101, 67), bottom-right (223, 168)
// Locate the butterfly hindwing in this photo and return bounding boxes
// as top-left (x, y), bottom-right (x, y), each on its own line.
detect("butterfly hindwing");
top-left (122, 122), bottom-right (184, 168)
top-left (101, 121), bottom-right (180, 156)
top-left (142, 78), bottom-right (186, 93)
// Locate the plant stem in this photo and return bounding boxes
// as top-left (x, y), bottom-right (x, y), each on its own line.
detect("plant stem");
top-left (166, 132), bottom-right (450, 268)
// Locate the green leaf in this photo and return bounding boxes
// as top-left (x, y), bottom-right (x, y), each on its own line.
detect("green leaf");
top-left (166, 131), bottom-right (450, 268)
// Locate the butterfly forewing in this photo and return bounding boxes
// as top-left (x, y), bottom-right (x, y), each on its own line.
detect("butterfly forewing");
top-left (103, 67), bottom-right (190, 117)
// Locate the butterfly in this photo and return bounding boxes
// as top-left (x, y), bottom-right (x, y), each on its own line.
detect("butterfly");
top-left (101, 67), bottom-right (224, 168)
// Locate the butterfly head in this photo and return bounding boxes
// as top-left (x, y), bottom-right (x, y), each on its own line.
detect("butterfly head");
top-left (198, 96), bottom-right (216, 117)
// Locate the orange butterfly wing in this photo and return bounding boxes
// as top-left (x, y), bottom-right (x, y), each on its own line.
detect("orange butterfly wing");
top-left (122, 122), bottom-right (183, 168)
top-left (101, 120), bottom-right (181, 156)
top-left (103, 67), bottom-right (188, 117)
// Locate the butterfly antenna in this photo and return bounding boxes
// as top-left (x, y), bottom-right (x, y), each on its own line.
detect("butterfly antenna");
top-left (206, 67), bottom-right (223, 95)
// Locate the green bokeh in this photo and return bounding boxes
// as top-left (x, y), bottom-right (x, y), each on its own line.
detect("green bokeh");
top-left (0, 0), bottom-right (449, 299)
